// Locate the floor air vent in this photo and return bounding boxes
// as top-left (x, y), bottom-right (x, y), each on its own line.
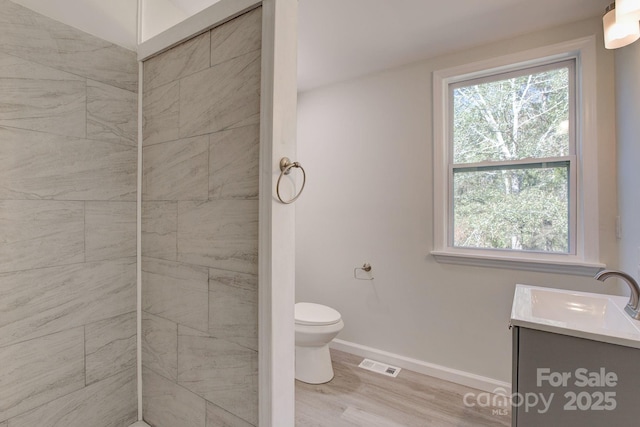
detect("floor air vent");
top-left (358, 358), bottom-right (401, 378)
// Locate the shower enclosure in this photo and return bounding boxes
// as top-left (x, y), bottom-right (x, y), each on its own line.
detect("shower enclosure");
top-left (0, 0), bottom-right (297, 425)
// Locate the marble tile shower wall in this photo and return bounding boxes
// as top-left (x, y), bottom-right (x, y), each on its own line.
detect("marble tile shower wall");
top-left (0, 1), bottom-right (138, 426)
top-left (141, 7), bottom-right (261, 427)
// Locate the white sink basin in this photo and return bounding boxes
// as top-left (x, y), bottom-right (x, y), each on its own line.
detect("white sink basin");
top-left (511, 284), bottom-right (640, 348)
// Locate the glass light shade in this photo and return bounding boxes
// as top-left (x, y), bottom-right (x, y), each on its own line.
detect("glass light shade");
top-left (617, 0), bottom-right (640, 20)
top-left (603, 6), bottom-right (640, 49)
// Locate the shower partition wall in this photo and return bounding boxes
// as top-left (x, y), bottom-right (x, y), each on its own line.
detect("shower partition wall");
top-left (139, 0), bottom-right (298, 424)
top-left (140, 6), bottom-right (264, 426)
top-left (0, 0), bottom-right (138, 425)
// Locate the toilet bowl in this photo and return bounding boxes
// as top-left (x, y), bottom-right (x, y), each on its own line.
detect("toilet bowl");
top-left (295, 302), bottom-right (344, 384)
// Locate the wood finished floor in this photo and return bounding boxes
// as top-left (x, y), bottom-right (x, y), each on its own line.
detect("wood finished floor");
top-left (296, 349), bottom-right (510, 427)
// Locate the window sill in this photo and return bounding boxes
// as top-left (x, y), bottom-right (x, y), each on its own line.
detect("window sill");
top-left (431, 250), bottom-right (604, 276)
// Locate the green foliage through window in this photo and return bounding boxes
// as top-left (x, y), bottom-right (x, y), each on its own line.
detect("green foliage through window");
top-left (450, 61), bottom-right (573, 253)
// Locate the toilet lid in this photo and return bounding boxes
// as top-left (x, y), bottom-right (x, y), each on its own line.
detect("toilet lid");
top-left (295, 302), bottom-right (341, 326)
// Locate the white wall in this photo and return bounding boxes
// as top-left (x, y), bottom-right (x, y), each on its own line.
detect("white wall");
top-left (140, 0), bottom-right (224, 42)
top-left (140, 0), bottom-right (187, 42)
top-left (615, 41), bottom-right (640, 284)
top-left (296, 17), bottom-right (619, 384)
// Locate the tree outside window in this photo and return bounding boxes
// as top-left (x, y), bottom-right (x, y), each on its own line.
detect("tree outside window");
top-left (450, 61), bottom-right (575, 254)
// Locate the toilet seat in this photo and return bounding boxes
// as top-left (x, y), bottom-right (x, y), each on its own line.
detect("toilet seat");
top-left (295, 302), bottom-right (341, 326)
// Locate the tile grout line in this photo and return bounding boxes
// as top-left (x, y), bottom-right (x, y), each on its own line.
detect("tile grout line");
top-left (0, 48), bottom-right (137, 93)
top-left (83, 201), bottom-right (87, 263)
top-left (83, 325), bottom-right (87, 387)
top-left (0, 256), bottom-right (136, 277)
top-left (175, 201), bottom-right (179, 263)
top-left (140, 120), bottom-right (260, 149)
top-left (175, 77), bottom-right (181, 265)
top-left (175, 316), bottom-right (180, 385)
top-left (84, 78), bottom-right (88, 139)
top-left (141, 255), bottom-right (257, 278)
top-left (206, 124), bottom-right (212, 340)
top-left (207, 133), bottom-right (212, 201)
top-left (0, 123), bottom-right (136, 148)
top-left (0, 311), bottom-right (135, 351)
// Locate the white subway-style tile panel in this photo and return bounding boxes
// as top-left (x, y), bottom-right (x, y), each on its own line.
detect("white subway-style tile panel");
top-left (0, 200), bottom-right (84, 273)
top-left (0, 328), bottom-right (85, 422)
top-left (142, 311), bottom-right (178, 382)
top-left (7, 368), bottom-right (137, 427)
top-left (209, 268), bottom-right (258, 351)
top-left (85, 312), bottom-right (137, 385)
top-left (144, 32), bottom-right (210, 93)
top-left (142, 201), bottom-right (178, 261)
top-left (210, 7), bottom-right (262, 68)
top-left (0, 52), bottom-right (86, 138)
top-left (0, 0), bottom-right (137, 91)
top-left (177, 326), bottom-right (257, 425)
top-left (177, 200), bottom-right (258, 274)
top-left (87, 79), bottom-right (138, 145)
top-left (142, 81), bottom-right (179, 146)
top-left (209, 124), bottom-right (259, 200)
top-left (0, 258), bottom-right (136, 348)
top-left (0, 126), bottom-right (136, 201)
top-left (179, 50), bottom-right (260, 139)
top-left (85, 202), bottom-right (137, 262)
top-left (142, 136), bottom-right (209, 201)
top-left (143, 367), bottom-right (206, 427)
top-left (142, 257), bottom-right (209, 331)
top-left (206, 401), bottom-right (254, 427)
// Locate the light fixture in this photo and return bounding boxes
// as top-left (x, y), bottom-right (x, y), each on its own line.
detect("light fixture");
top-left (603, 2), bottom-right (640, 49)
top-left (616, 0), bottom-right (640, 20)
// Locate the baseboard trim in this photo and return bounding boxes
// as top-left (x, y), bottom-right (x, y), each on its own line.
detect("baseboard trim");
top-left (330, 339), bottom-right (511, 394)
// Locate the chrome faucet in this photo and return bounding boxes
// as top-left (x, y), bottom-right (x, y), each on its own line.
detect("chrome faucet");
top-left (594, 270), bottom-right (640, 320)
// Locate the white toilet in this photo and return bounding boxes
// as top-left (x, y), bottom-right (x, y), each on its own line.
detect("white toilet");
top-left (295, 302), bottom-right (344, 384)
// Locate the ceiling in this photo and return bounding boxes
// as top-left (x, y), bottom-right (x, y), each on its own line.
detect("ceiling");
top-left (11, 0), bottom-right (612, 91)
top-left (298, 0), bottom-right (611, 91)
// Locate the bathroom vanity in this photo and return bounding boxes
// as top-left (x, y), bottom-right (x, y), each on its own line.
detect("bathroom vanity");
top-left (510, 285), bottom-right (640, 426)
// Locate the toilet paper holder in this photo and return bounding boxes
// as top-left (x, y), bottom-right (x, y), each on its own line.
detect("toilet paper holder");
top-left (354, 263), bottom-right (374, 280)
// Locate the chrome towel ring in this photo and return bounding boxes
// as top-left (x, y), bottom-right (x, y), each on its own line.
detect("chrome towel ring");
top-left (276, 157), bottom-right (306, 204)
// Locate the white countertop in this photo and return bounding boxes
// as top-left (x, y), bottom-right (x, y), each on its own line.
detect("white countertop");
top-left (510, 284), bottom-right (640, 349)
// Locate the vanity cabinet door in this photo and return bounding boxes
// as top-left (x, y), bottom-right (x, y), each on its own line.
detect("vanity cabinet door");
top-left (512, 327), bottom-right (640, 426)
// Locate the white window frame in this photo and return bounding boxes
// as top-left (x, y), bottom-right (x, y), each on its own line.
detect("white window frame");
top-left (431, 37), bottom-right (604, 276)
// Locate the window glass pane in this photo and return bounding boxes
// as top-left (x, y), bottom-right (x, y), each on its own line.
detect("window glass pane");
top-left (452, 66), bottom-right (570, 163)
top-left (453, 164), bottom-right (569, 252)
